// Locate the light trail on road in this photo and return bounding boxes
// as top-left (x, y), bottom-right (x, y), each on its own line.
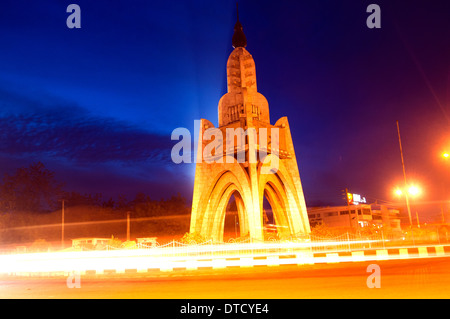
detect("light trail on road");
top-left (0, 241), bottom-right (448, 276)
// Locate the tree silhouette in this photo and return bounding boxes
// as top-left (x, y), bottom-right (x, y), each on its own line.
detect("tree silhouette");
top-left (0, 162), bottom-right (64, 213)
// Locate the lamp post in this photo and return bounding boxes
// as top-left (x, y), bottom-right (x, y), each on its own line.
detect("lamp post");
top-left (396, 121), bottom-right (413, 227)
top-left (394, 186), bottom-right (421, 210)
top-left (126, 211), bottom-right (131, 242)
top-left (394, 185), bottom-right (421, 244)
top-left (408, 185), bottom-right (421, 228)
top-left (61, 199), bottom-right (65, 249)
top-left (441, 152), bottom-right (449, 223)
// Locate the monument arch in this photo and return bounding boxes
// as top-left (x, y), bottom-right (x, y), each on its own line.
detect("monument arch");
top-left (189, 10), bottom-right (310, 242)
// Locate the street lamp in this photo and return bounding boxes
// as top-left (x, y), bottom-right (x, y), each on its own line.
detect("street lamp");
top-left (396, 121), bottom-right (413, 227)
top-left (394, 184), bottom-right (421, 227)
top-left (440, 152), bottom-right (449, 223)
top-left (408, 185), bottom-right (420, 197)
top-left (394, 185), bottom-right (421, 198)
top-left (394, 188), bottom-right (403, 196)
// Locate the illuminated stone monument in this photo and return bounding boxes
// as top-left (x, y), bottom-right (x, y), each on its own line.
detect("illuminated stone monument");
top-left (189, 11), bottom-right (310, 242)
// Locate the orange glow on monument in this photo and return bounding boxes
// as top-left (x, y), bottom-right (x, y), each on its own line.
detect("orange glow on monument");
top-left (188, 11), bottom-right (311, 242)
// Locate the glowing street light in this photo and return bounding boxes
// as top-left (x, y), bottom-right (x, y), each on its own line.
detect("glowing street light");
top-left (408, 185), bottom-right (421, 197)
top-left (443, 152), bottom-right (449, 159)
top-left (394, 185), bottom-right (421, 198)
top-left (394, 184), bottom-right (422, 229)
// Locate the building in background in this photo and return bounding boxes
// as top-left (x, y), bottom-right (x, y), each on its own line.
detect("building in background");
top-left (371, 204), bottom-right (402, 230)
top-left (307, 204), bottom-right (401, 231)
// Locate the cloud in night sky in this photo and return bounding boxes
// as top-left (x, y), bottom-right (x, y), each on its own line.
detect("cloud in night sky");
top-left (0, 86), bottom-right (191, 199)
top-left (0, 82), bottom-right (174, 159)
top-left (0, 107), bottom-right (171, 164)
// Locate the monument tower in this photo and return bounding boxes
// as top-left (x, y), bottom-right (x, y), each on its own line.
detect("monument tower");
top-left (189, 8), bottom-right (310, 242)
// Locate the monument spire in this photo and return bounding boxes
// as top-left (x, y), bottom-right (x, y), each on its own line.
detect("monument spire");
top-left (189, 7), bottom-right (311, 243)
top-left (232, 3), bottom-right (247, 48)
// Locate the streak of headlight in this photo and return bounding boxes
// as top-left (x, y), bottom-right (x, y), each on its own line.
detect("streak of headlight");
top-left (0, 240), bottom-right (385, 274)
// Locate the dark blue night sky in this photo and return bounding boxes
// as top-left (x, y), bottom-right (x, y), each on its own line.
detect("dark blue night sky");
top-left (1, 0), bottom-right (450, 221)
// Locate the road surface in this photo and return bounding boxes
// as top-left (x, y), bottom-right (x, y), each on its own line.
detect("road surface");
top-left (1, 257), bottom-right (449, 299)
